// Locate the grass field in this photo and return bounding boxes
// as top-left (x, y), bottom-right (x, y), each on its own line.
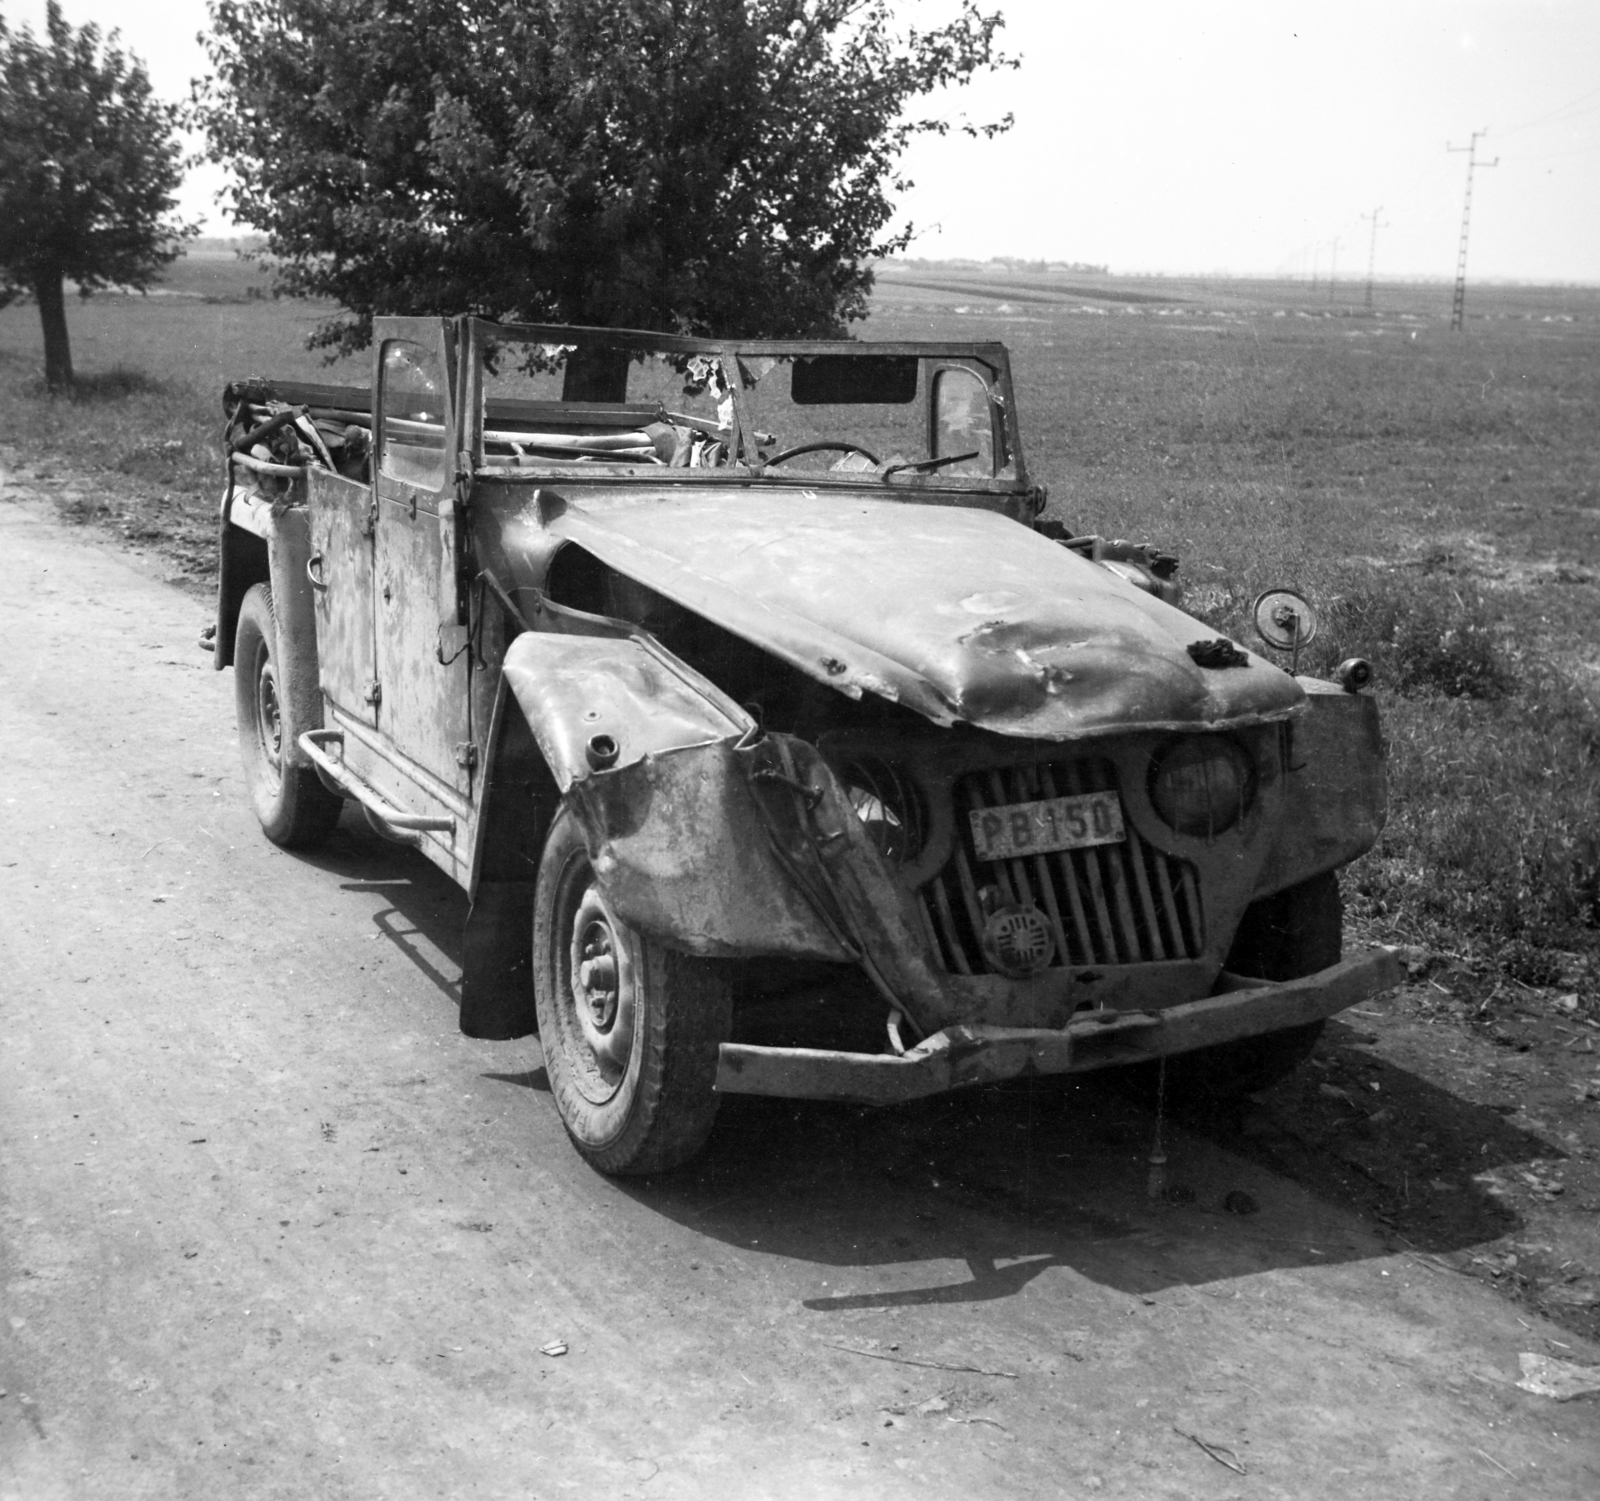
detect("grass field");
top-left (3, 252), bottom-right (1598, 989)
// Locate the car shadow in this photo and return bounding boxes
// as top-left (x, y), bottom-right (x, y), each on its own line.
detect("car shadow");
top-left (282, 815), bottom-right (1548, 1304)
top-left (289, 810), bottom-right (469, 1009)
top-left (609, 1027), bottom-right (1547, 1305)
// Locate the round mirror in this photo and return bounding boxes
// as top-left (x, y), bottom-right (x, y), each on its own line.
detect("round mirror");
top-left (1251, 589), bottom-right (1319, 652)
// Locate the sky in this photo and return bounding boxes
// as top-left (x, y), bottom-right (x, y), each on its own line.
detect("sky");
top-left (6, 0), bottom-right (1599, 282)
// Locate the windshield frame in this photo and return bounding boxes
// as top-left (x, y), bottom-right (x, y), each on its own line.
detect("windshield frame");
top-left (464, 319), bottom-right (1032, 496)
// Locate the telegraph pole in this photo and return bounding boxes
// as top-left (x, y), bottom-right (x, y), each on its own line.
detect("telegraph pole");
top-left (1327, 237), bottom-right (1340, 304)
top-left (1448, 130), bottom-right (1498, 331)
top-left (1361, 207), bottom-right (1388, 310)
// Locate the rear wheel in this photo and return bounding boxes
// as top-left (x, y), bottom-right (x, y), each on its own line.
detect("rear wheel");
top-left (533, 807), bottom-right (732, 1174)
top-left (234, 583), bottom-right (343, 849)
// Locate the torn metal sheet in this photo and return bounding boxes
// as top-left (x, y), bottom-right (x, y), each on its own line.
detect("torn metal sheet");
top-left (500, 629), bottom-right (754, 789)
top-left (565, 740), bottom-right (853, 963)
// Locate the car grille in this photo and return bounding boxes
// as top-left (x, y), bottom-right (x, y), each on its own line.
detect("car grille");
top-left (918, 759), bottom-right (1204, 974)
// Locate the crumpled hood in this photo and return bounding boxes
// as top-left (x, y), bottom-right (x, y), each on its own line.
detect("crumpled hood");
top-left (526, 488), bottom-right (1303, 740)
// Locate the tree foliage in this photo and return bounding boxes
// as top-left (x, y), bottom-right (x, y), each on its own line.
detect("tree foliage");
top-left (197, 0), bottom-right (1016, 355)
top-left (0, 2), bottom-right (193, 388)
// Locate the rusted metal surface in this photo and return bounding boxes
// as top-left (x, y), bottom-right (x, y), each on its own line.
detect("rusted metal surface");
top-left (499, 631), bottom-right (752, 790)
top-left (306, 470), bottom-right (378, 728)
top-left (373, 493), bottom-right (473, 794)
top-left (262, 501), bottom-right (324, 776)
top-left (1251, 681), bottom-right (1388, 901)
top-left (497, 490), bottom-right (1306, 741)
top-left (569, 740), bottom-right (853, 964)
top-left (715, 948), bottom-right (1404, 1103)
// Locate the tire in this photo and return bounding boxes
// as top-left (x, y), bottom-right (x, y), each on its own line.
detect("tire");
top-left (1171, 872), bottom-right (1343, 1099)
top-left (533, 806), bottom-right (732, 1175)
top-left (234, 583), bottom-right (343, 849)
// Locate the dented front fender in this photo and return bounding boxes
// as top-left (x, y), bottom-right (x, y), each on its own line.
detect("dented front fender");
top-left (499, 630), bottom-right (852, 962)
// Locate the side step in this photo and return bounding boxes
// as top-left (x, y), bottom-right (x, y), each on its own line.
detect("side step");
top-left (298, 729), bottom-right (455, 848)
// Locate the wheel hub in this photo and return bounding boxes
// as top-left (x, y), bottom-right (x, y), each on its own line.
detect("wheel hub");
top-left (576, 922), bottom-right (619, 1031)
top-left (562, 883), bottom-right (636, 1100)
top-left (256, 657), bottom-right (283, 774)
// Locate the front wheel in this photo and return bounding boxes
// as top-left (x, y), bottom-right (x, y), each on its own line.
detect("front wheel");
top-left (234, 583), bottom-right (343, 849)
top-left (533, 807), bottom-right (732, 1174)
top-left (1172, 872), bottom-right (1344, 1100)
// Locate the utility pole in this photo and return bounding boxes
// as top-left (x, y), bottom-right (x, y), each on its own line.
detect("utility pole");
top-left (1447, 130), bottom-right (1498, 331)
top-left (1361, 207), bottom-right (1388, 310)
top-left (1327, 237), bottom-right (1341, 305)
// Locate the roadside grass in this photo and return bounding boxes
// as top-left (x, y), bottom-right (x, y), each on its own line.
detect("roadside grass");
top-left (3, 258), bottom-right (1598, 984)
top-left (0, 252), bottom-right (360, 575)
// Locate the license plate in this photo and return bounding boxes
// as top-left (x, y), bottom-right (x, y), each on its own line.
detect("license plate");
top-left (970, 792), bottom-right (1125, 861)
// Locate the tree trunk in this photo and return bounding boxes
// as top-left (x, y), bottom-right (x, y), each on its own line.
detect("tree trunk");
top-left (34, 270), bottom-right (74, 392)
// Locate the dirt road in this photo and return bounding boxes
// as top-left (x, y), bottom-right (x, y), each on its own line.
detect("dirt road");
top-left (2, 481), bottom-right (1597, 1500)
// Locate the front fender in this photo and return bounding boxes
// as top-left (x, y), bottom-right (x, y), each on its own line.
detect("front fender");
top-left (1252, 680), bottom-right (1387, 898)
top-left (499, 631), bottom-right (853, 962)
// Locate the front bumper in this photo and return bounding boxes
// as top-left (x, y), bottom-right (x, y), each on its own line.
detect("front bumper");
top-left (714, 946), bottom-right (1402, 1104)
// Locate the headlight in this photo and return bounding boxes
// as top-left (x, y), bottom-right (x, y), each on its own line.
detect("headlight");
top-left (841, 756), bottom-right (925, 865)
top-left (1148, 737), bottom-right (1256, 838)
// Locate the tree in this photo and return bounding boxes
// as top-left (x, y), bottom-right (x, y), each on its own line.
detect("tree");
top-left (197, 0), bottom-right (1016, 375)
top-left (0, 2), bottom-right (194, 390)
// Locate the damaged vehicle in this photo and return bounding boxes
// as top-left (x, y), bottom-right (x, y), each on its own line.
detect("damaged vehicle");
top-left (209, 318), bottom-right (1400, 1174)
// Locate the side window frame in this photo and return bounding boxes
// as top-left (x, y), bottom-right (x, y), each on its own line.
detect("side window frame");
top-left (927, 361), bottom-right (1007, 477)
top-left (376, 337), bottom-right (452, 509)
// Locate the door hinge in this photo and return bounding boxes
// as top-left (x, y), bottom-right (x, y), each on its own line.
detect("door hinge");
top-left (454, 742), bottom-right (479, 770)
top-left (363, 679), bottom-right (383, 708)
top-left (361, 497), bottom-right (378, 537)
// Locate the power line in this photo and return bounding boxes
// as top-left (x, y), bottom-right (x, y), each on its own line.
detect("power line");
top-left (1360, 207), bottom-right (1388, 310)
top-left (1447, 130), bottom-right (1498, 332)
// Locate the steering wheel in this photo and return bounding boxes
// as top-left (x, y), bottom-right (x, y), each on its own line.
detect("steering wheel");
top-left (764, 440), bottom-right (881, 468)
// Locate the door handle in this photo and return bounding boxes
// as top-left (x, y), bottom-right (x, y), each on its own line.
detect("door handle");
top-left (306, 552), bottom-right (328, 591)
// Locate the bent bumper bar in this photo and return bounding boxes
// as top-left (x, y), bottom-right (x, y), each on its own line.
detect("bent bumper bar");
top-left (714, 947), bottom-right (1402, 1105)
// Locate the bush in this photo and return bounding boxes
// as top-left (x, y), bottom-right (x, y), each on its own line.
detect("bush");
top-left (1347, 672), bottom-right (1600, 959)
top-left (1185, 572), bottom-right (1516, 701)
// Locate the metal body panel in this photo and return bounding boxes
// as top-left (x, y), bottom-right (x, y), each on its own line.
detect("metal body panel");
top-left (306, 471), bottom-right (377, 727)
top-left (372, 495), bottom-right (472, 796)
top-left (568, 743), bottom-right (855, 962)
top-left (262, 500), bottom-right (324, 774)
top-left (500, 630), bottom-right (753, 790)
top-left (1252, 680), bottom-right (1388, 899)
top-left (493, 489), bottom-right (1305, 740)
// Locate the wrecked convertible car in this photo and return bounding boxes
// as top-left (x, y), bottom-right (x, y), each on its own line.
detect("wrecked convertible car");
top-left (210, 318), bottom-right (1400, 1174)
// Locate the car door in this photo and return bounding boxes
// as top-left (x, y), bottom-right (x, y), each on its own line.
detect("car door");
top-left (371, 318), bottom-right (473, 797)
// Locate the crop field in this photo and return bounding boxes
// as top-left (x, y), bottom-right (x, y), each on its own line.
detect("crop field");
top-left (2, 251), bottom-right (1598, 995)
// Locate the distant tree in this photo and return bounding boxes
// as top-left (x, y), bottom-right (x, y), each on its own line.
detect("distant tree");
top-left (0, 2), bottom-right (194, 390)
top-left (197, 0), bottom-right (1016, 384)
